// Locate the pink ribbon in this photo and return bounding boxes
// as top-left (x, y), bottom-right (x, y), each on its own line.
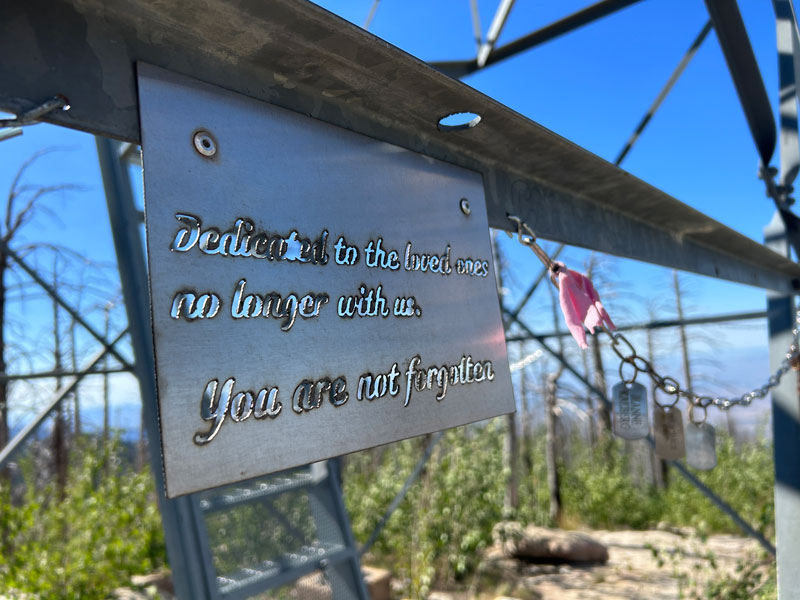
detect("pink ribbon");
top-left (555, 262), bottom-right (616, 349)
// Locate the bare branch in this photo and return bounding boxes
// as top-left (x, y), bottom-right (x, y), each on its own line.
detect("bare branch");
top-left (6, 184), bottom-right (86, 240)
top-left (6, 147), bottom-right (77, 234)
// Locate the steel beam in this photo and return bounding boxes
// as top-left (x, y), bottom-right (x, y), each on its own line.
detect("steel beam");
top-left (507, 244), bottom-right (564, 323)
top-left (764, 211), bottom-right (800, 595)
top-left (2, 0), bottom-right (799, 292)
top-left (434, 0), bottom-right (646, 77)
top-left (0, 241), bottom-right (135, 371)
top-left (615, 21), bottom-right (712, 165)
top-left (506, 309), bottom-right (767, 342)
top-left (705, 0), bottom-right (776, 168)
top-left (0, 366), bottom-right (132, 381)
top-left (476, 0), bottom-right (516, 68)
top-left (773, 0), bottom-right (800, 189)
top-left (359, 431), bottom-right (445, 557)
top-left (97, 137), bottom-right (214, 600)
top-left (469, 0), bottom-right (483, 55)
top-left (0, 329), bottom-right (127, 469)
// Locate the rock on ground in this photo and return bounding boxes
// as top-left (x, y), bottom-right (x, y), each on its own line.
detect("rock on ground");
top-left (492, 522), bottom-right (609, 563)
top-left (482, 528), bottom-right (764, 600)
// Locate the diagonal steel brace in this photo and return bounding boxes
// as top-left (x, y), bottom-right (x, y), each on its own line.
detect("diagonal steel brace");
top-left (0, 239), bottom-right (134, 372)
top-left (0, 328), bottom-right (129, 470)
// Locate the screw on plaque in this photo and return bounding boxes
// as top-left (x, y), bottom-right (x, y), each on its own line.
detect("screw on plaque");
top-left (192, 130), bottom-right (217, 157)
top-left (459, 198), bottom-right (471, 216)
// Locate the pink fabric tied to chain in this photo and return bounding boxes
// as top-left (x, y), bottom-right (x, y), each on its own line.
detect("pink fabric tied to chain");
top-left (554, 262), bottom-right (616, 349)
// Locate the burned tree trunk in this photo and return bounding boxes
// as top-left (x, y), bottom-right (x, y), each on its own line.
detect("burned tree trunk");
top-left (493, 233), bottom-right (519, 511)
top-left (545, 368), bottom-right (563, 523)
top-left (52, 270), bottom-right (68, 496)
top-left (672, 270), bottom-right (693, 392)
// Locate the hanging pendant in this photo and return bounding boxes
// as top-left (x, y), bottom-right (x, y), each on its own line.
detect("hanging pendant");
top-left (654, 405), bottom-right (685, 460)
top-left (612, 381), bottom-right (649, 440)
top-left (685, 422), bottom-right (716, 470)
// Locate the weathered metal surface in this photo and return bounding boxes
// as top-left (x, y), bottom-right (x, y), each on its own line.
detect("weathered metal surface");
top-left (764, 210), bottom-right (800, 597)
top-left (97, 136), bottom-right (215, 599)
top-left (140, 65), bottom-right (514, 497)
top-left (3, 0), bottom-right (800, 291)
top-left (434, 0), bottom-right (646, 77)
top-left (612, 381), bottom-right (649, 440)
top-left (653, 406), bottom-right (686, 460)
top-left (685, 423), bottom-right (717, 470)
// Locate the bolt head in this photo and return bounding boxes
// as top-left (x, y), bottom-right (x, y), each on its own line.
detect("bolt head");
top-left (193, 130), bottom-right (217, 157)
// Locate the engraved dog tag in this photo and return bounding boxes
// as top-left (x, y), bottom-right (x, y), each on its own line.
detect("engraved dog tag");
top-left (612, 382), bottom-right (649, 440)
top-left (685, 423), bottom-right (716, 470)
top-left (654, 406), bottom-right (685, 460)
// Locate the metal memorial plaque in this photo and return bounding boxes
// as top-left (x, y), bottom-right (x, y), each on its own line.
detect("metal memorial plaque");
top-left (653, 406), bottom-right (685, 460)
top-left (138, 65), bottom-right (515, 497)
top-left (685, 423), bottom-right (717, 470)
top-left (612, 382), bottom-right (649, 440)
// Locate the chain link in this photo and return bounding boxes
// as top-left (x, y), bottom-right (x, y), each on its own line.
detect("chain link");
top-left (601, 324), bottom-right (800, 411)
top-left (506, 214), bottom-right (800, 413)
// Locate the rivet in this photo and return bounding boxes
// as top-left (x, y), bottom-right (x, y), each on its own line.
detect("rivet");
top-left (193, 130), bottom-right (217, 157)
top-left (459, 198), bottom-right (471, 216)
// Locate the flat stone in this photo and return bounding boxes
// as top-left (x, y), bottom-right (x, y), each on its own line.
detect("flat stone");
top-left (492, 522), bottom-right (608, 564)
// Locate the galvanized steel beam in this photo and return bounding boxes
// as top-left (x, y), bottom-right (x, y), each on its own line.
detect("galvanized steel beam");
top-left (764, 211), bottom-right (800, 595)
top-left (433, 0), bottom-right (646, 77)
top-left (0, 329), bottom-right (128, 470)
top-left (615, 21), bottom-right (713, 165)
top-left (97, 136), bottom-right (215, 600)
top-left (773, 0), bottom-right (800, 189)
top-left (0, 366), bottom-right (132, 381)
top-left (506, 310), bottom-right (768, 342)
top-left (476, 0), bottom-right (516, 68)
top-left (2, 0), bottom-right (799, 292)
top-left (705, 0), bottom-right (776, 168)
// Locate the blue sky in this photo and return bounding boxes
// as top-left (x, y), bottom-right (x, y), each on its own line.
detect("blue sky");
top-left (308, 0), bottom-right (787, 433)
top-left (0, 0), bottom-right (792, 437)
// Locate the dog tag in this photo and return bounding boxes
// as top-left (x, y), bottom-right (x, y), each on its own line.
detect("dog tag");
top-left (612, 382), bottom-right (649, 440)
top-left (654, 405), bottom-right (685, 460)
top-left (685, 422), bottom-right (716, 470)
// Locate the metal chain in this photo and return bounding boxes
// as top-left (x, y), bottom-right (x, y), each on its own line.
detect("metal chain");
top-left (506, 214), bottom-right (800, 412)
top-left (506, 215), bottom-right (560, 286)
top-left (602, 323), bottom-right (799, 411)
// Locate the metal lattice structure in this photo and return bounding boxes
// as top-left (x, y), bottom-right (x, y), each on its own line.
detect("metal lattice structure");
top-left (3, 0), bottom-right (800, 597)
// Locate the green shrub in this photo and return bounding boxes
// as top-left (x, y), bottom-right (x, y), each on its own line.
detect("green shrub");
top-left (344, 419), bottom-right (552, 597)
top-left (0, 418), bottom-right (776, 598)
top-left (345, 421), bottom-right (775, 597)
top-left (560, 434), bottom-right (775, 537)
top-left (0, 437), bottom-right (166, 599)
top-left (694, 558), bottom-right (776, 599)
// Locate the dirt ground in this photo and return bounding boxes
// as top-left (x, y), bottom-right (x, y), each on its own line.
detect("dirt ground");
top-left (105, 529), bottom-right (767, 600)
top-left (473, 529), bottom-right (765, 600)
